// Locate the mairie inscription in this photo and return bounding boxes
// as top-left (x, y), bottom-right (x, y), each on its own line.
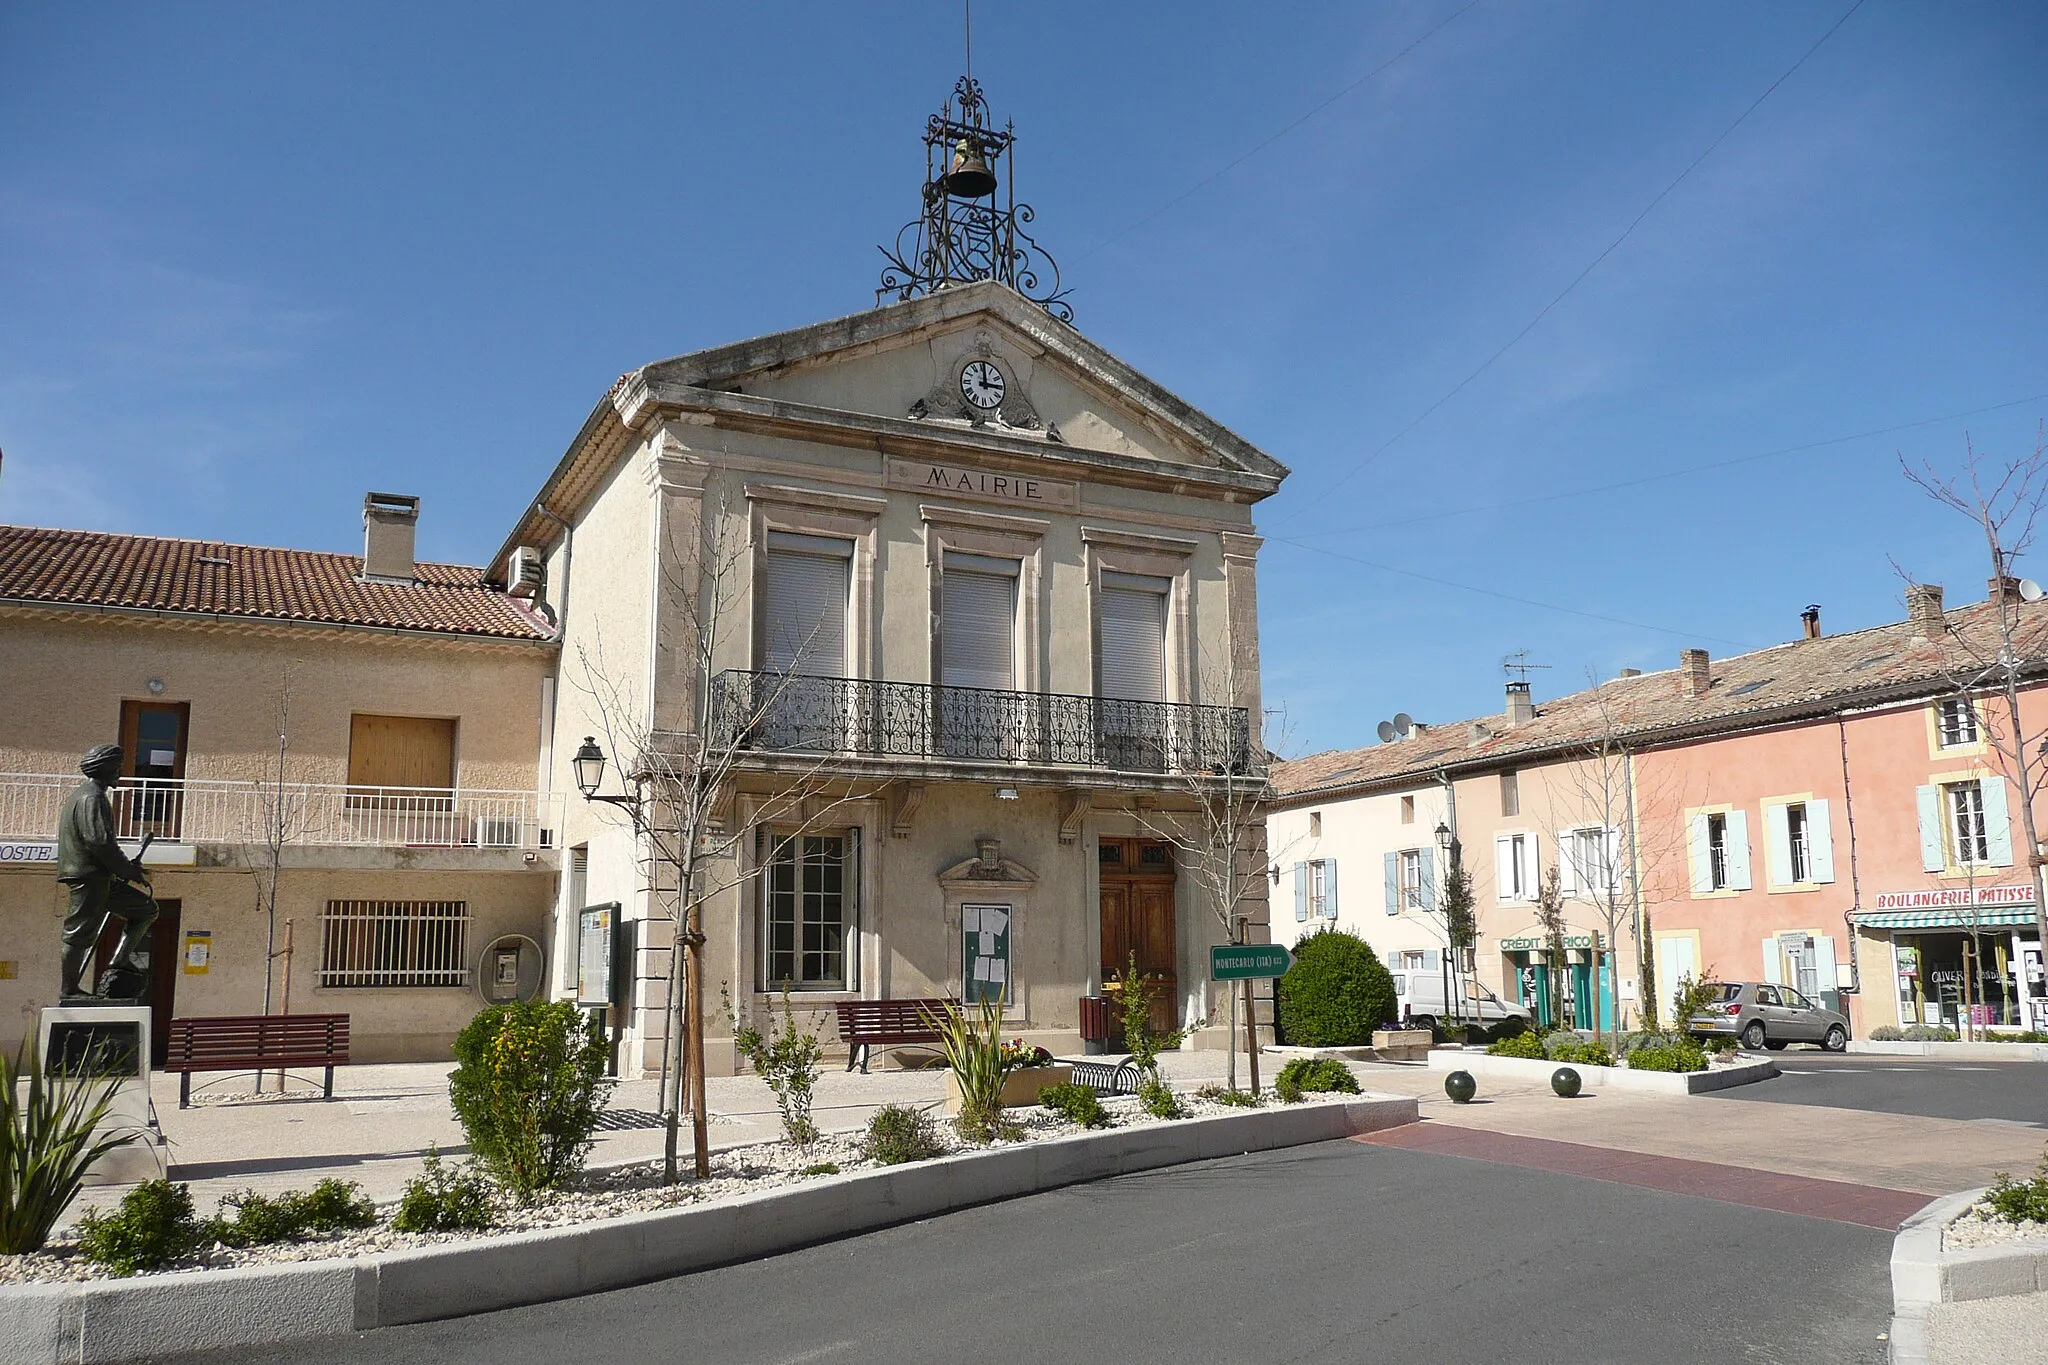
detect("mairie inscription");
top-left (886, 457), bottom-right (1077, 511)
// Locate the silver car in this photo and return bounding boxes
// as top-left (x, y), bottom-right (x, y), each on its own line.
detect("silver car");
top-left (1689, 981), bottom-right (1850, 1052)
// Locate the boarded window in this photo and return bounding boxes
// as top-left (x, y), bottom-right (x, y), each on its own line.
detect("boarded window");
top-left (319, 900), bottom-right (470, 987)
top-left (348, 715), bottom-right (456, 791)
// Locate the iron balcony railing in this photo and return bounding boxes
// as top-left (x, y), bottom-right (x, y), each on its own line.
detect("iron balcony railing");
top-left (0, 774), bottom-right (559, 849)
top-left (707, 670), bottom-right (1256, 776)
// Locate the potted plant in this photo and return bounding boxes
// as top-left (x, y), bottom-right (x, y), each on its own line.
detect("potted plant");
top-left (993, 1039), bottom-right (1072, 1107)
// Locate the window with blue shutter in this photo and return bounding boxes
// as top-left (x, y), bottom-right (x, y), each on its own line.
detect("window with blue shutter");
top-left (1983, 779), bottom-right (2015, 867)
top-left (1418, 847), bottom-right (1437, 912)
top-left (1324, 859), bottom-right (1340, 918)
top-left (1293, 862), bottom-right (1308, 922)
top-left (1384, 852), bottom-right (1400, 915)
top-left (1724, 810), bottom-right (1752, 891)
top-left (1916, 785), bottom-right (1945, 871)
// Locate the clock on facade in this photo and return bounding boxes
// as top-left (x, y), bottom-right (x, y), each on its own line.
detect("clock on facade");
top-left (959, 359), bottom-right (1006, 410)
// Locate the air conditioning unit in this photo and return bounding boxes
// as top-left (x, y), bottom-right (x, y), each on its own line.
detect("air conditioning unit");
top-left (473, 816), bottom-right (522, 848)
top-left (507, 547), bottom-right (546, 600)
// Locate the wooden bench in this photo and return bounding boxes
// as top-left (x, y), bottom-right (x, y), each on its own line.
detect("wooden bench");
top-left (164, 1014), bottom-right (351, 1108)
top-left (833, 998), bottom-right (957, 1073)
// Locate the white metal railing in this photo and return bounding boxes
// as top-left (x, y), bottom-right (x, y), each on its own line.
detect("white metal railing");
top-left (0, 774), bottom-right (559, 850)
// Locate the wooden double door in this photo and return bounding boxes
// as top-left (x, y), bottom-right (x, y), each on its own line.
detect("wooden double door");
top-left (1099, 838), bottom-right (1178, 1038)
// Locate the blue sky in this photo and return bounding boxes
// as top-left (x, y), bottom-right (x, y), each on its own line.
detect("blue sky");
top-left (3, 2), bottom-right (2044, 755)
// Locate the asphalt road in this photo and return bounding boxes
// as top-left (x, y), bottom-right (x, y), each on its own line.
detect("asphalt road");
top-left (1708, 1052), bottom-right (2048, 1126)
top-left (203, 1140), bottom-right (1892, 1365)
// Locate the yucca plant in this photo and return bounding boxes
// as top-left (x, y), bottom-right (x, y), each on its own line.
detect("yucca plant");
top-left (2, 1045), bottom-right (136, 1253)
top-left (923, 998), bottom-right (1010, 1143)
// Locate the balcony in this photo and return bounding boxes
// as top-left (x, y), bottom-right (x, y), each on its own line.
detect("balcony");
top-left (706, 671), bottom-right (1256, 779)
top-left (0, 775), bottom-right (558, 850)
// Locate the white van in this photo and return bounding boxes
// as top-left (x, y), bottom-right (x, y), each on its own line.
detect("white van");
top-left (1389, 971), bottom-right (1534, 1031)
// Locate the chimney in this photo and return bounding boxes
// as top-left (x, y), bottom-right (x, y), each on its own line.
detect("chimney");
top-left (1801, 604), bottom-right (1821, 640)
top-left (1619, 667), bottom-right (1643, 678)
top-left (1680, 648), bottom-right (1711, 698)
top-left (1990, 574), bottom-right (2024, 606)
top-left (1504, 680), bottom-right (1535, 725)
top-left (1906, 583), bottom-right (1945, 634)
top-left (363, 492), bottom-right (420, 582)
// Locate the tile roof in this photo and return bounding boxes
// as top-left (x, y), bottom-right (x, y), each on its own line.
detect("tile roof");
top-left (1272, 592), bottom-right (2048, 802)
top-left (0, 525), bottom-right (554, 642)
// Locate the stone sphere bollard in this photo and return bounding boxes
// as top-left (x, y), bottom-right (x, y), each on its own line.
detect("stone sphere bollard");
top-left (1444, 1070), bottom-right (1476, 1103)
top-left (1551, 1066), bottom-right (1582, 1098)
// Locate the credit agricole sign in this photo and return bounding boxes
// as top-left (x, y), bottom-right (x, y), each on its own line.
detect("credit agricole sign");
top-left (887, 457), bottom-right (1078, 512)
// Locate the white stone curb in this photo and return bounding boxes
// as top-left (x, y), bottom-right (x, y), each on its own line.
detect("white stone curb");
top-left (0, 1094), bottom-right (1418, 1365)
top-left (1852, 1040), bottom-right (2048, 1063)
top-left (1887, 1186), bottom-right (2048, 1363)
top-left (1424, 1048), bottom-right (1778, 1095)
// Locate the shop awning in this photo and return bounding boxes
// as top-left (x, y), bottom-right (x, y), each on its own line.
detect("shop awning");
top-left (1852, 907), bottom-right (2038, 931)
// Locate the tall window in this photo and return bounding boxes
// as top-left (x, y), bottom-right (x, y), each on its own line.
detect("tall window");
top-left (1572, 827), bottom-right (1613, 898)
top-left (1950, 782), bottom-right (1990, 864)
top-left (1308, 860), bottom-right (1329, 918)
top-left (1706, 813), bottom-right (1730, 891)
top-left (1497, 832), bottom-right (1532, 901)
top-left (762, 831), bottom-right (856, 990)
top-left (939, 552), bottom-right (1021, 759)
top-left (1786, 804), bottom-right (1810, 882)
top-left (1938, 697), bottom-right (1980, 749)
top-left (1500, 771), bottom-right (1520, 818)
top-left (1097, 573), bottom-right (1168, 702)
top-left (1398, 849), bottom-right (1425, 910)
top-left (763, 533), bottom-right (852, 676)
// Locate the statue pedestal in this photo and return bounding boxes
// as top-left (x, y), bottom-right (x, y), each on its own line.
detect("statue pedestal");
top-left (36, 1005), bottom-right (166, 1185)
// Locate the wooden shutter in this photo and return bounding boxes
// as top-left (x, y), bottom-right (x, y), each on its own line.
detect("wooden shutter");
top-left (1764, 803), bottom-right (1792, 887)
top-left (1724, 810), bottom-right (1752, 890)
top-left (1519, 836), bottom-right (1539, 900)
top-left (1294, 861), bottom-right (1308, 922)
top-left (1807, 799), bottom-right (1835, 883)
top-left (1495, 837), bottom-right (1515, 902)
top-left (1915, 785), bottom-right (1945, 871)
top-left (348, 715), bottom-right (455, 790)
top-left (1099, 574), bottom-right (1168, 702)
top-left (764, 535), bottom-right (851, 676)
top-left (940, 555), bottom-right (1019, 690)
top-left (1815, 935), bottom-right (1840, 993)
top-left (1559, 834), bottom-right (1580, 897)
top-left (1983, 779), bottom-right (2015, 866)
top-left (1761, 938), bottom-right (1784, 985)
top-left (1417, 848), bottom-right (1437, 912)
top-left (1383, 852), bottom-right (1399, 915)
top-left (1324, 859), bottom-right (1339, 918)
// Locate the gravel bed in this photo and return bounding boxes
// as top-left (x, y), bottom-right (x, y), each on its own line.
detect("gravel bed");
top-left (1, 1086), bottom-right (1356, 1285)
top-left (1945, 1201), bottom-right (2048, 1252)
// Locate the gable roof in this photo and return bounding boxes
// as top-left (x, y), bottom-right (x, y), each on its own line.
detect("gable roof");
top-left (1272, 591), bottom-right (2048, 804)
top-left (492, 281), bottom-right (1288, 575)
top-left (0, 525), bottom-right (554, 643)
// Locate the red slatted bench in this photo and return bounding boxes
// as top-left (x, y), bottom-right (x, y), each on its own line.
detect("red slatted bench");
top-left (164, 1013), bottom-right (351, 1108)
top-left (833, 998), bottom-right (957, 1073)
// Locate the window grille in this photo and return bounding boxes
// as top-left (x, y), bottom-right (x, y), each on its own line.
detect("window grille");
top-left (320, 900), bottom-right (471, 987)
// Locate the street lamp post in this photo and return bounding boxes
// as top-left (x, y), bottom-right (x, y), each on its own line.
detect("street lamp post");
top-left (573, 737), bottom-right (710, 1181)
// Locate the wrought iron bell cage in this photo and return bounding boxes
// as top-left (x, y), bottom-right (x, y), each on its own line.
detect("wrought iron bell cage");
top-left (878, 76), bottom-right (1071, 321)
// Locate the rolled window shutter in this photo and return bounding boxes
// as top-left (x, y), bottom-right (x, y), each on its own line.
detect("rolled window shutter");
top-left (1418, 847), bottom-right (1437, 912)
top-left (1495, 837), bottom-right (1515, 903)
top-left (764, 545), bottom-right (850, 676)
top-left (1761, 938), bottom-right (1783, 985)
top-left (1807, 799), bottom-right (1835, 884)
top-left (1099, 584), bottom-right (1167, 702)
top-left (1983, 779), bottom-right (2015, 867)
top-left (1325, 859), bottom-right (1340, 917)
top-left (1916, 785), bottom-right (1945, 871)
top-left (940, 566), bottom-right (1017, 690)
top-left (1725, 810), bottom-right (1752, 890)
top-left (1688, 814), bottom-right (1712, 895)
top-left (1384, 852), bottom-right (1399, 915)
top-left (1764, 803), bottom-right (1792, 887)
top-left (1294, 862), bottom-right (1308, 922)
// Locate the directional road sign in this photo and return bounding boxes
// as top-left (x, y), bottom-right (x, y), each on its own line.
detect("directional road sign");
top-left (1210, 943), bottom-right (1292, 980)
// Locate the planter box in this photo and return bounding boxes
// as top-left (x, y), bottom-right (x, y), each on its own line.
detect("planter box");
top-left (1373, 1030), bottom-right (1432, 1061)
top-left (1424, 1048), bottom-right (1779, 1095)
top-left (944, 1065), bottom-right (1074, 1115)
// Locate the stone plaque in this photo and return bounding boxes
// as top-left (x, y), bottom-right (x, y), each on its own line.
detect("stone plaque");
top-left (887, 457), bottom-right (1077, 511)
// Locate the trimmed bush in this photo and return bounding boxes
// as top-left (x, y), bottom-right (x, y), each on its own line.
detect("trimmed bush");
top-left (1039, 1083), bottom-right (1113, 1128)
top-left (1487, 1030), bottom-right (1545, 1059)
top-left (1983, 1166), bottom-right (2048, 1225)
top-left (212, 1178), bottom-right (376, 1247)
top-left (1903, 1025), bottom-right (1960, 1042)
top-left (77, 1180), bottom-right (204, 1275)
top-left (1626, 1038), bottom-right (1707, 1073)
top-left (861, 1104), bottom-right (949, 1162)
top-left (1542, 1032), bottom-right (1613, 1066)
top-left (1869, 1025), bottom-right (1904, 1041)
top-left (390, 1146), bottom-right (494, 1234)
top-left (1276, 929), bottom-right (1396, 1047)
top-left (449, 1000), bottom-right (612, 1199)
top-left (1274, 1057), bottom-right (1362, 1103)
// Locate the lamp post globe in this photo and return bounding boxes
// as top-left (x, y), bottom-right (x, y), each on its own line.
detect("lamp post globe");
top-left (572, 737), bottom-right (607, 799)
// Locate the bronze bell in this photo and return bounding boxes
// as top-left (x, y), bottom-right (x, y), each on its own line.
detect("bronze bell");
top-left (940, 137), bottom-right (997, 199)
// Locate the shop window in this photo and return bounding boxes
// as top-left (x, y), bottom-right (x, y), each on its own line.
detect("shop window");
top-left (761, 830), bottom-right (856, 990)
top-left (1937, 697), bottom-right (1980, 749)
top-left (319, 900), bottom-right (470, 987)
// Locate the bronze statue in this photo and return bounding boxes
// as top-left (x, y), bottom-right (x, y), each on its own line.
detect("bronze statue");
top-left (57, 744), bottom-right (157, 1001)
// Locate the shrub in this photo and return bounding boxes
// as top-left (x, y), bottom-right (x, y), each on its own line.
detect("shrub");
top-left (1195, 1084), bottom-right (1259, 1108)
top-left (1138, 1076), bottom-right (1187, 1119)
top-left (1039, 1082), bottom-right (1113, 1128)
top-left (1983, 1161), bottom-right (2048, 1225)
top-left (77, 1180), bottom-right (204, 1275)
top-left (1276, 929), bottom-right (1396, 1047)
top-left (1, 1044), bottom-right (134, 1254)
top-left (1706, 1035), bottom-right (1739, 1054)
top-left (448, 1000), bottom-right (612, 1200)
top-left (390, 1146), bottom-right (495, 1234)
top-left (1903, 1025), bottom-right (1960, 1042)
top-left (1487, 1031), bottom-right (1545, 1059)
top-left (1274, 1057), bottom-right (1362, 1103)
top-left (860, 1104), bottom-right (948, 1164)
top-left (1112, 955), bottom-right (1190, 1074)
top-left (1542, 1032), bottom-right (1613, 1066)
top-left (212, 1178), bottom-right (376, 1247)
top-left (1626, 1039), bottom-right (1707, 1073)
top-left (732, 987), bottom-right (826, 1155)
top-left (927, 998), bottom-right (1017, 1143)
top-left (1869, 1025), bottom-right (1904, 1041)
top-left (800, 1162), bottom-right (840, 1177)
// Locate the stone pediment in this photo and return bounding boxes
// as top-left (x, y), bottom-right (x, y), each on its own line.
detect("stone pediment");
top-left (937, 838), bottom-right (1038, 893)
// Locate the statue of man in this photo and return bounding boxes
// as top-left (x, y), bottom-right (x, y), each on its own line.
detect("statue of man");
top-left (58, 744), bottom-right (157, 1000)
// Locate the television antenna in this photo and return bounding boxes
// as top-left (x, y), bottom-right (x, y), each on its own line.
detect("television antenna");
top-left (1501, 651), bottom-right (1551, 683)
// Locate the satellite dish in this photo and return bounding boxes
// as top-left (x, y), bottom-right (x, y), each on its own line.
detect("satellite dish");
top-left (1393, 712), bottom-right (1413, 737)
top-left (1376, 720), bottom-right (1397, 743)
top-left (2022, 579), bottom-right (2044, 603)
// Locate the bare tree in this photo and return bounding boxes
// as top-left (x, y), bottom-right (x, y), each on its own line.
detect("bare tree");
top-left (569, 496), bottom-right (876, 1183)
top-left (1903, 427), bottom-right (2048, 1033)
top-left (250, 664), bottom-right (312, 1092)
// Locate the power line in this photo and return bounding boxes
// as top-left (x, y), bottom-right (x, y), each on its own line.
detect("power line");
top-left (1285, 388), bottom-right (2048, 539)
top-left (1069, 0), bottom-right (1487, 267)
top-left (1272, 0), bottom-right (1869, 529)
top-left (1266, 535), bottom-right (1754, 648)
